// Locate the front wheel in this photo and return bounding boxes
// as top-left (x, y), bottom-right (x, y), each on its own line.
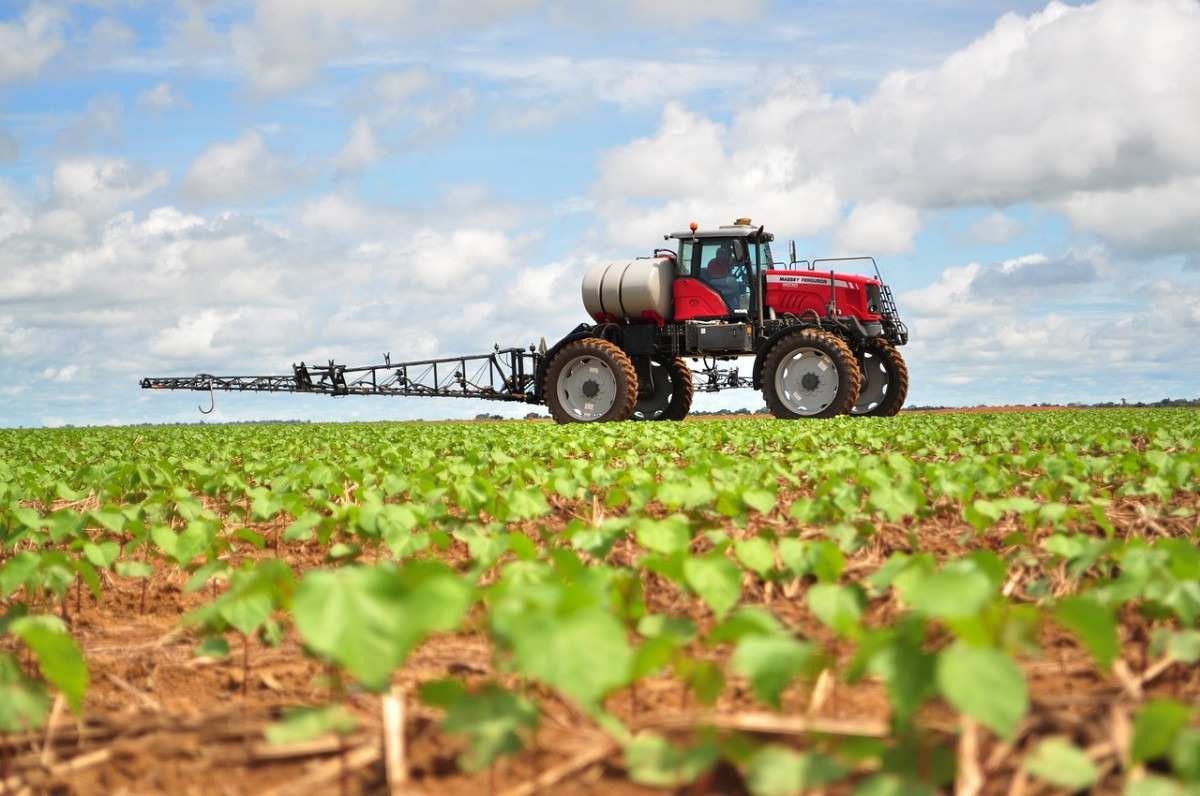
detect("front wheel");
top-left (850, 340), bottom-right (909, 417)
top-left (761, 329), bottom-right (862, 419)
top-left (544, 338), bottom-right (639, 424)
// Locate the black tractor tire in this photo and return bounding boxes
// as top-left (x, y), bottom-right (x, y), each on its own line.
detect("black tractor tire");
top-left (632, 357), bottom-right (694, 421)
top-left (851, 339), bottom-right (909, 417)
top-left (761, 329), bottom-right (862, 419)
top-left (543, 338), bottom-right (639, 424)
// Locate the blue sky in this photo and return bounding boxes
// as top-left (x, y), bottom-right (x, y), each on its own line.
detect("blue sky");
top-left (1, 0), bottom-right (1198, 427)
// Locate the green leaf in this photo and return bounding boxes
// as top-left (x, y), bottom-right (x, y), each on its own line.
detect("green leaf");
top-left (83, 540), bottom-right (120, 569)
top-left (1165, 629), bottom-right (1200, 663)
top-left (89, 507), bottom-right (125, 533)
top-left (505, 607), bottom-right (632, 705)
top-left (293, 563), bottom-right (473, 691)
top-left (1170, 727), bottom-right (1200, 781)
top-left (1131, 699), bottom-right (1193, 764)
top-left (868, 634), bottom-right (937, 725)
top-left (1023, 737), bottom-right (1099, 789)
top-left (634, 516), bottom-right (690, 555)
top-left (115, 560), bottom-right (153, 579)
top-left (869, 486), bottom-right (918, 523)
top-left (683, 554), bottom-right (741, 617)
top-left (432, 682), bottom-right (538, 772)
top-left (734, 537), bottom-right (776, 577)
top-left (1053, 596), bottom-right (1118, 670)
top-left (10, 615), bottom-right (89, 713)
top-left (895, 565), bottom-right (992, 619)
top-left (656, 479), bottom-right (715, 510)
top-left (284, 512), bottom-right (321, 542)
top-left (964, 499), bottom-right (1002, 531)
top-left (732, 635), bottom-right (816, 708)
top-left (218, 591), bottom-right (273, 636)
top-left (807, 583), bottom-right (864, 637)
top-left (936, 642), bottom-right (1027, 740)
top-left (624, 733), bottom-right (718, 788)
top-left (502, 488), bottom-right (550, 521)
top-left (0, 654), bottom-right (50, 732)
top-left (742, 488), bottom-right (777, 515)
top-left (744, 746), bottom-right (845, 796)
top-left (195, 636), bottom-right (230, 659)
top-left (266, 706), bottom-right (357, 745)
top-left (150, 525), bottom-right (178, 558)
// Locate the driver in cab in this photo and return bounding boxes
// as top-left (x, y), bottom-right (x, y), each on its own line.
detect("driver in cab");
top-left (705, 242), bottom-right (749, 313)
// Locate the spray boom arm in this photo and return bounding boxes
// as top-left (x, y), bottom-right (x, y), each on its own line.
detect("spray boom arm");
top-left (141, 348), bottom-right (544, 406)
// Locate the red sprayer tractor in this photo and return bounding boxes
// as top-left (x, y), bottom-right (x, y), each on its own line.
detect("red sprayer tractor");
top-left (142, 219), bottom-right (909, 423)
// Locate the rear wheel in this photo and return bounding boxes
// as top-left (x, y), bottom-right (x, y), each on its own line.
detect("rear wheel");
top-left (851, 340), bottom-right (908, 417)
top-left (544, 338), bottom-right (639, 424)
top-left (632, 357), bottom-right (693, 421)
top-left (761, 329), bottom-right (861, 419)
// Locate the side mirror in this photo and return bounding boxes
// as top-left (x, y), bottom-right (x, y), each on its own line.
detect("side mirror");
top-left (788, 240), bottom-right (797, 266)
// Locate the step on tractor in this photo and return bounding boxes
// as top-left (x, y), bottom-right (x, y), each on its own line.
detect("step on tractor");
top-left (142, 219), bottom-right (909, 423)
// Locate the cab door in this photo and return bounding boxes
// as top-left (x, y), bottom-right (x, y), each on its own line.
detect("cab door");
top-left (673, 238), bottom-right (735, 320)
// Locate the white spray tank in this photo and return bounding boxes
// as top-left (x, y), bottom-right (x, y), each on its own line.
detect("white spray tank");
top-left (580, 257), bottom-right (674, 323)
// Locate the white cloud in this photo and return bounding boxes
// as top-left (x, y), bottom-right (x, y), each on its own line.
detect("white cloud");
top-left (627, 0), bottom-right (765, 24)
top-left (137, 82), bottom-right (188, 112)
top-left (1057, 176), bottom-right (1200, 256)
top-left (40, 365), bottom-right (78, 383)
top-left (228, 0), bottom-right (541, 95)
top-left (369, 69), bottom-right (431, 104)
top-left (333, 117), bottom-right (385, 174)
top-left (151, 309), bottom-right (236, 360)
top-left (54, 93), bottom-right (122, 151)
top-left (182, 131), bottom-right (304, 203)
top-left (966, 211), bottom-right (1024, 246)
top-left (590, 0), bottom-right (1200, 255)
top-left (834, 200), bottom-right (920, 255)
top-left (896, 250), bottom-right (1200, 405)
top-left (52, 158), bottom-right (168, 218)
top-left (0, 3), bottom-right (65, 84)
top-left (594, 102), bottom-right (840, 246)
top-left (0, 182), bottom-right (32, 242)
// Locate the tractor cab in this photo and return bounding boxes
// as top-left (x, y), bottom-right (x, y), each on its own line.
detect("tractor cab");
top-left (667, 219), bottom-right (771, 321)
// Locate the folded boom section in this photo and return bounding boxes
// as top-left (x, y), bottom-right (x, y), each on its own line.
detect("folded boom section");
top-left (140, 348), bottom-right (544, 403)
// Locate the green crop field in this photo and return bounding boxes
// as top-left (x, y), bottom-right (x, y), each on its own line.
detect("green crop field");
top-left (1, 409), bottom-right (1198, 794)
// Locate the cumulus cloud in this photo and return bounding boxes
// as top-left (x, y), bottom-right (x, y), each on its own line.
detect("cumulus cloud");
top-left (1057, 176), bottom-right (1200, 256)
top-left (333, 117), bottom-right (385, 175)
top-left (0, 3), bottom-right (65, 84)
top-left (227, 0), bottom-right (541, 95)
top-left (182, 131), bottom-right (304, 203)
top-left (594, 103), bottom-right (840, 246)
top-left (834, 200), bottom-right (920, 255)
top-left (54, 94), bottom-right (123, 151)
top-left (137, 82), bottom-right (188, 112)
top-left (894, 245), bottom-right (1200, 405)
top-left (590, 0), bottom-right (1200, 256)
top-left (52, 158), bottom-right (168, 218)
top-left (968, 250), bottom-right (1103, 298)
top-left (966, 211), bottom-right (1024, 246)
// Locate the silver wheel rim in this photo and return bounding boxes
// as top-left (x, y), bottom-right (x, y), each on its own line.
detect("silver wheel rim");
top-left (774, 346), bottom-right (839, 416)
top-left (633, 361), bottom-right (672, 420)
top-left (852, 350), bottom-right (889, 415)
top-left (556, 354), bottom-right (618, 421)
